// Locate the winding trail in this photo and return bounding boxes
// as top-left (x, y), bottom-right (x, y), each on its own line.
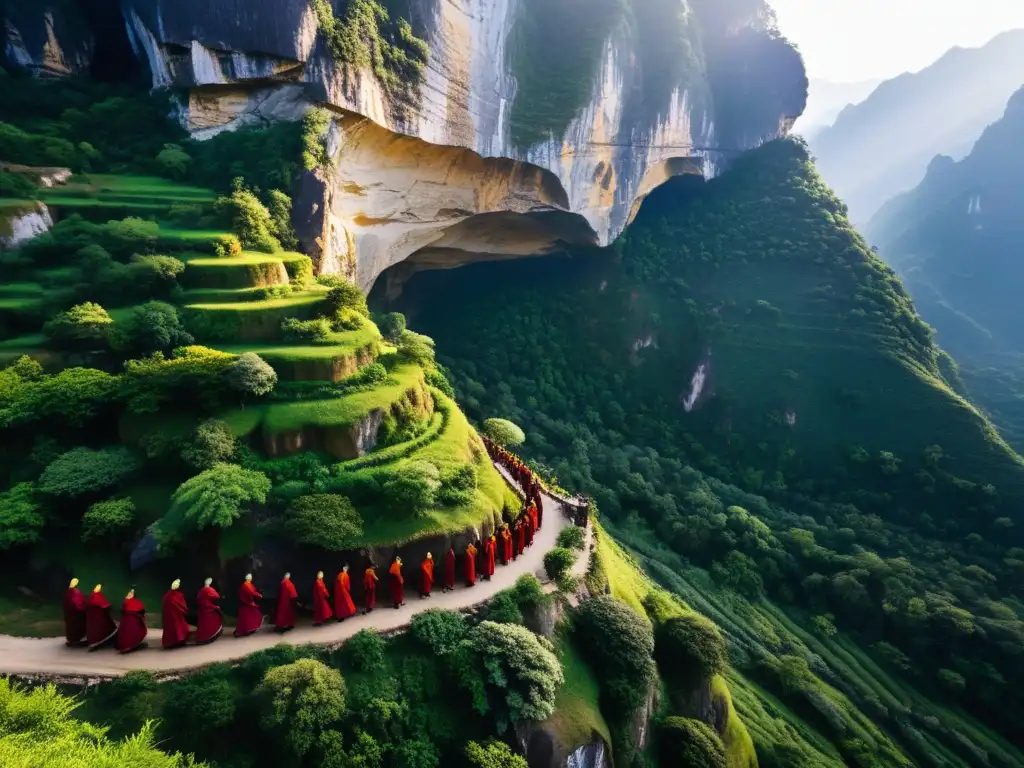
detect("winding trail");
top-left (0, 464), bottom-right (590, 679)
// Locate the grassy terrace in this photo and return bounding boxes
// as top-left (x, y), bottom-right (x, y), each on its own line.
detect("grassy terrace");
top-left (39, 174), bottom-right (215, 210)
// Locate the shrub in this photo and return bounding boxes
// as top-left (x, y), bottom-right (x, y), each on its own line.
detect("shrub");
top-left (155, 143), bottom-right (192, 179)
top-left (382, 461), bottom-right (439, 516)
top-left (284, 493), bottom-right (363, 550)
top-left (322, 282), bottom-right (369, 317)
top-left (110, 301), bottom-right (194, 357)
top-left (410, 609), bottom-right (469, 656)
top-left (42, 302), bottom-right (112, 350)
top-left (281, 317), bottom-right (333, 344)
top-left (556, 526), bottom-right (586, 551)
top-left (397, 329), bottom-right (436, 366)
top-left (486, 590), bottom-right (524, 625)
top-left (227, 352), bottom-right (278, 398)
top-left (39, 447), bottom-right (141, 498)
top-left (81, 498), bottom-right (136, 541)
top-left (482, 418), bottom-right (525, 448)
top-left (214, 183), bottom-right (280, 252)
top-left (156, 463), bottom-right (271, 545)
top-left (544, 547), bottom-right (576, 581)
top-left (437, 462), bottom-right (477, 506)
top-left (375, 311), bottom-right (407, 342)
top-left (655, 717), bottom-right (727, 768)
top-left (265, 189), bottom-right (298, 250)
top-left (0, 168), bottom-right (38, 198)
top-left (162, 664), bottom-right (237, 737)
top-left (654, 614), bottom-right (727, 692)
top-left (181, 419), bottom-right (237, 469)
top-left (0, 483), bottom-right (44, 550)
top-left (465, 740), bottom-right (528, 768)
top-left (212, 234), bottom-right (242, 257)
top-left (342, 629), bottom-right (386, 672)
top-left (122, 254), bottom-right (186, 300)
top-left (937, 669), bottom-right (966, 694)
top-left (0, 367), bottom-right (120, 428)
top-left (573, 596), bottom-right (656, 713)
top-left (257, 659), bottom-right (346, 759)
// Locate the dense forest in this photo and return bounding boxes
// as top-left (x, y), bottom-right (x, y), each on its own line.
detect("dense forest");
top-left (868, 86), bottom-right (1024, 452)
top-left (395, 138), bottom-right (1024, 767)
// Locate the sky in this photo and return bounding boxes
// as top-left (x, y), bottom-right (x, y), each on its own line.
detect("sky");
top-left (770, 0), bottom-right (1024, 82)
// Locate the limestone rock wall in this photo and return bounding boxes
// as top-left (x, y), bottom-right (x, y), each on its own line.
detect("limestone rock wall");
top-left (2, 1), bottom-right (93, 76)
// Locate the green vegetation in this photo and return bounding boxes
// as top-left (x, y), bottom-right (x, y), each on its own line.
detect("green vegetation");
top-left (409, 138), bottom-right (1024, 766)
top-left (482, 417), bottom-right (525, 448)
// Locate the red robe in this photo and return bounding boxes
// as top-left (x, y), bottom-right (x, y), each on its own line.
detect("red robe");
top-left (313, 578), bottom-right (333, 624)
top-left (274, 578), bottom-right (298, 631)
top-left (389, 562), bottom-right (405, 606)
top-left (363, 569), bottom-right (378, 611)
top-left (86, 590), bottom-right (117, 649)
top-left (420, 558), bottom-right (434, 596)
top-left (442, 549), bottom-right (456, 589)
top-left (195, 585), bottom-right (223, 644)
top-left (516, 522), bottom-right (526, 555)
top-left (334, 571), bottom-right (356, 619)
top-left (63, 587), bottom-right (86, 645)
top-left (116, 596), bottom-right (147, 653)
top-left (485, 537), bottom-right (497, 576)
top-left (161, 589), bottom-right (191, 648)
top-left (465, 545), bottom-right (478, 586)
top-left (534, 493), bottom-right (544, 529)
top-left (501, 530), bottom-right (513, 564)
top-left (235, 580), bottom-right (264, 637)
top-left (527, 507), bottom-right (538, 546)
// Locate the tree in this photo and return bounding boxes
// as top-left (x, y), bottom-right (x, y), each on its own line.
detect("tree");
top-left (456, 620), bottom-right (563, 729)
top-left (397, 329), bottom-right (436, 366)
top-left (556, 526), bottom-right (586, 551)
top-left (265, 189), bottom-right (298, 250)
top-left (38, 447), bottom-right (141, 498)
top-left (0, 367), bottom-right (120, 428)
top-left (573, 596), bottom-right (656, 713)
top-left (227, 353), bottom-right (277, 399)
top-left (656, 717), bottom-right (727, 768)
top-left (375, 311), bottom-right (407, 342)
top-left (162, 664), bottom-right (237, 738)
top-left (543, 547), bottom-right (576, 581)
top-left (111, 301), bottom-right (194, 357)
top-left (257, 659), bottom-right (347, 759)
top-left (482, 418), bottom-right (526, 448)
top-left (81, 498), bottom-right (136, 541)
top-left (382, 461), bottom-right (439, 516)
top-left (180, 419), bottom-right (237, 469)
top-left (214, 183), bottom-right (280, 252)
top-left (654, 614), bottom-right (727, 692)
top-left (284, 494), bottom-right (364, 549)
top-left (42, 301), bottom-right (112, 351)
top-left (0, 677), bottom-right (206, 766)
top-left (711, 551), bottom-right (764, 597)
top-left (811, 614), bottom-right (838, 639)
top-left (0, 483), bottom-right (44, 550)
top-left (465, 740), bottom-right (528, 768)
top-left (410, 609), bottom-right (469, 656)
top-left (156, 143), bottom-right (192, 179)
top-left (322, 282), bottom-right (369, 318)
top-left (157, 463), bottom-right (270, 545)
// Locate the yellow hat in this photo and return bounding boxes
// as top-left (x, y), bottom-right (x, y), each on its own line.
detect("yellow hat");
top-left (245, 573), bottom-right (253, 581)
top-left (317, 571), bottom-right (324, 579)
top-left (396, 556), bottom-right (402, 565)
top-left (204, 577), bottom-right (212, 587)
top-left (126, 589), bottom-right (135, 599)
top-left (93, 584), bottom-right (102, 593)
top-left (426, 552), bottom-right (432, 559)
top-left (69, 578), bottom-right (79, 589)
top-left (171, 579), bottom-right (181, 590)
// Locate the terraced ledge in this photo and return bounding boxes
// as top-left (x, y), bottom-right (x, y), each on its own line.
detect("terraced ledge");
top-left (221, 324), bottom-right (381, 381)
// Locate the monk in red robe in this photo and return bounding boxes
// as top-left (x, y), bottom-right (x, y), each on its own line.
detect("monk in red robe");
top-left (363, 566), bottom-right (378, 613)
top-left (534, 492), bottom-right (544, 529)
top-left (442, 547), bottom-right (456, 592)
top-left (235, 573), bottom-right (264, 637)
top-left (501, 524), bottom-right (513, 565)
top-left (274, 573), bottom-right (298, 632)
top-left (161, 579), bottom-right (191, 649)
top-left (465, 542), bottom-right (478, 586)
top-left (195, 578), bottom-right (223, 644)
top-left (516, 518), bottom-right (526, 556)
top-left (420, 553), bottom-right (434, 598)
top-left (313, 571), bottom-right (333, 625)
top-left (389, 557), bottom-right (405, 608)
top-left (86, 584), bottom-right (118, 650)
top-left (116, 588), bottom-right (147, 653)
top-left (334, 565), bottom-right (356, 621)
top-left (63, 578), bottom-right (86, 646)
top-left (485, 535), bottom-right (497, 579)
top-left (527, 503), bottom-right (538, 546)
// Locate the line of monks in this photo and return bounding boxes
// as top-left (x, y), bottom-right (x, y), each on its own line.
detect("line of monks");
top-left (61, 500), bottom-right (545, 653)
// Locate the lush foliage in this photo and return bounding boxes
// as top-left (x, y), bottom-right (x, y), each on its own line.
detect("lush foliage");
top-left (656, 716), bottom-right (728, 768)
top-left (482, 418), bottom-right (525, 448)
top-left (257, 659), bottom-right (347, 759)
top-left (284, 493), bottom-right (364, 550)
top-left (38, 446), bottom-right (141, 498)
top-left (157, 464), bottom-right (271, 546)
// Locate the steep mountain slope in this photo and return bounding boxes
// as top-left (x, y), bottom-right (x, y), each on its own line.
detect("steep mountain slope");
top-left (794, 77), bottom-right (881, 138)
top-left (396, 139), bottom-right (1024, 767)
top-left (809, 29), bottom-right (1024, 224)
top-left (868, 87), bottom-right (1024, 449)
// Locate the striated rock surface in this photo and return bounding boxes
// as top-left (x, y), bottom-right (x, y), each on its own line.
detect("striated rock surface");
top-left (2, 1), bottom-right (93, 76)
top-left (0, 201), bottom-right (54, 249)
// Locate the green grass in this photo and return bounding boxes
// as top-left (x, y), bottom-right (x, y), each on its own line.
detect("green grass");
top-left (223, 325), bottom-right (380, 361)
top-left (711, 675), bottom-right (758, 768)
top-left (0, 282), bottom-right (45, 298)
top-left (185, 289), bottom-right (328, 313)
top-left (38, 174), bottom-right (215, 213)
top-left (0, 297), bottom-right (43, 311)
top-left (593, 524), bottom-right (651, 617)
top-left (549, 632), bottom-right (613, 753)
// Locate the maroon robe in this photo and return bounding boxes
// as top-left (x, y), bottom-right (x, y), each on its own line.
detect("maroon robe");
top-left (420, 557), bottom-right (434, 596)
top-left (161, 590), bottom-right (191, 648)
top-left (442, 549), bottom-right (456, 590)
top-left (116, 596), bottom-right (147, 653)
top-left (313, 578), bottom-right (333, 625)
top-left (195, 585), bottom-right (223, 644)
top-left (388, 561), bottom-right (405, 607)
top-left (516, 522), bottom-right (526, 556)
top-left (363, 568), bottom-right (378, 611)
top-left (86, 590), bottom-right (118, 649)
top-left (235, 580), bottom-right (264, 637)
top-left (334, 571), bottom-right (357, 619)
top-left (465, 545), bottom-right (478, 586)
top-left (501, 529), bottom-right (513, 564)
top-left (485, 537), bottom-right (497, 577)
top-left (63, 587), bottom-right (86, 645)
top-left (274, 578), bottom-right (298, 631)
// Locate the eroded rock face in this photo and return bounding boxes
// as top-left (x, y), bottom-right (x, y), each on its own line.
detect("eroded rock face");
top-left (0, 202), bottom-right (53, 249)
top-left (12, 1), bottom-right (805, 291)
top-left (2, 2), bottom-right (93, 76)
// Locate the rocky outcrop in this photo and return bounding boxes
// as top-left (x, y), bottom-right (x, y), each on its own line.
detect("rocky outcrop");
top-left (0, 201), bottom-right (53, 249)
top-left (115, 0), bottom-right (806, 292)
top-left (2, 1), bottom-right (92, 76)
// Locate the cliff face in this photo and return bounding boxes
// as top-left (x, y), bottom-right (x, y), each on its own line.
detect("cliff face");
top-left (7, 0), bottom-right (806, 292)
top-left (2, 0), bottom-right (93, 76)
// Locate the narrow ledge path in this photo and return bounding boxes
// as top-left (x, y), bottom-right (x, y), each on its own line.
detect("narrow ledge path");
top-left (0, 463), bottom-right (591, 679)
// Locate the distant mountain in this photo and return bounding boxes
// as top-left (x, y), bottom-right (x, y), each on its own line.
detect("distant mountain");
top-left (793, 77), bottom-right (881, 137)
top-left (869, 86), bottom-right (1024, 447)
top-left (810, 29), bottom-right (1024, 224)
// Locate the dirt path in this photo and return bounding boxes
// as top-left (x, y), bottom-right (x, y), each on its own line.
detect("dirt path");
top-left (0, 465), bottom-right (590, 678)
